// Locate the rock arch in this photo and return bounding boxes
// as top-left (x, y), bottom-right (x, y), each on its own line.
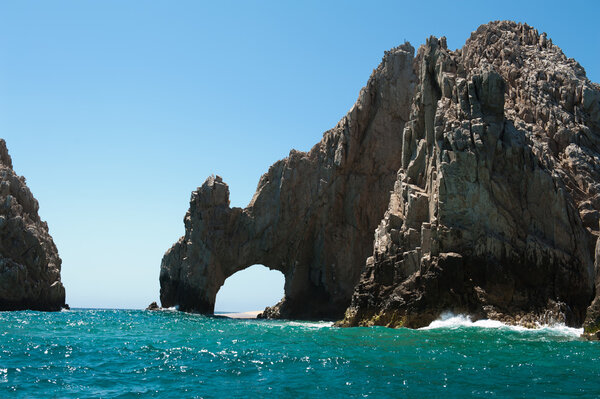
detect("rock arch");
top-left (160, 22), bottom-right (600, 329)
top-left (159, 43), bottom-right (418, 319)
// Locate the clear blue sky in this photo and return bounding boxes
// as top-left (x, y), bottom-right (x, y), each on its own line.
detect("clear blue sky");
top-left (0, 1), bottom-right (598, 310)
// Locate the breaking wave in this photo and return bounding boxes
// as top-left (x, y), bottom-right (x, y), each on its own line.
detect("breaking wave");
top-left (421, 312), bottom-right (583, 337)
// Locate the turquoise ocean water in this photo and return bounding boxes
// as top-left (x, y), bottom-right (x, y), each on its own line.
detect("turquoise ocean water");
top-left (1, 309), bottom-right (599, 398)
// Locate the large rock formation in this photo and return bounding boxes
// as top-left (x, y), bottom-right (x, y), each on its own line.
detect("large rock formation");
top-left (341, 21), bottom-right (600, 329)
top-left (161, 21), bottom-right (600, 328)
top-left (0, 139), bottom-right (66, 311)
top-left (160, 43), bottom-right (417, 319)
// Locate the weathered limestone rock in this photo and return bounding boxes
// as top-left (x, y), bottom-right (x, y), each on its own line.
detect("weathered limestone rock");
top-left (0, 139), bottom-right (66, 311)
top-left (160, 44), bottom-right (417, 319)
top-left (340, 21), bottom-right (600, 329)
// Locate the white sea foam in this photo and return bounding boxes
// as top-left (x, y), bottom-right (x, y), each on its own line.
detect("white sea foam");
top-left (286, 321), bottom-right (334, 329)
top-left (535, 323), bottom-right (584, 337)
top-left (420, 312), bottom-right (583, 337)
top-left (157, 306), bottom-right (179, 312)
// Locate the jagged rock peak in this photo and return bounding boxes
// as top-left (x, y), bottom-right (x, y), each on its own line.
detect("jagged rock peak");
top-left (340, 21), bottom-right (600, 330)
top-left (0, 139), bottom-right (13, 169)
top-left (193, 175), bottom-right (230, 208)
top-left (0, 139), bottom-right (66, 311)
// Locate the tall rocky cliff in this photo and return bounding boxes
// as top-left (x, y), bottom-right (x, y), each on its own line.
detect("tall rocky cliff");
top-left (161, 21), bottom-right (600, 329)
top-left (341, 21), bottom-right (600, 330)
top-left (0, 139), bottom-right (66, 311)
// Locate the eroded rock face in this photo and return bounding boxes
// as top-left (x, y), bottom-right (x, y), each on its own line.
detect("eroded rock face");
top-left (160, 44), bottom-right (417, 319)
top-left (341, 21), bottom-right (600, 329)
top-left (0, 139), bottom-right (66, 311)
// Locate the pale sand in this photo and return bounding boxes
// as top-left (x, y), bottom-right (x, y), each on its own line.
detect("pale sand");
top-left (214, 310), bottom-right (262, 319)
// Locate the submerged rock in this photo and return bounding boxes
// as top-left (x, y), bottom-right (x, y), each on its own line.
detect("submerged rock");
top-left (160, 43), bottom-right (417, 319)
top-left (340, 21), bottom-right (600, 329)
top-left (0, 139), bottom-right (66, 311)
top-left (146, 301), bottom-right (160, 311)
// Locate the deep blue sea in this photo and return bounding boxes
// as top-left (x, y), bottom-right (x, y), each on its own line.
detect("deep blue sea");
top-left (1, 309), bottom-right (599, 398)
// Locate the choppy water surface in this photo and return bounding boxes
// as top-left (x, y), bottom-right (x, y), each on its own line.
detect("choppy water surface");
top-left (0, 309), bottom-right (599, 398)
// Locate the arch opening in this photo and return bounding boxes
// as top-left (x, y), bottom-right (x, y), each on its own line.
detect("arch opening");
top-left (214, 265), bottom-right (285, 314)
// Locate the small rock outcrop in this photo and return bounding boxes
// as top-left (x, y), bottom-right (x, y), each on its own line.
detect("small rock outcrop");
top-left (160, 43), bottom-right (417, 319)
top-left (340, 21), bottom-right (600, 329)
top-left (146, 301), bottom-right (160, 311)
top-left (0, 139), bottom-right (66, 311)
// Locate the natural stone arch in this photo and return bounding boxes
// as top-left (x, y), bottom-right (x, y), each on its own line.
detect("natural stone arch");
top-left (159, 173), bottom-right (376, 319)
top-left (159, 43), bottom-right (418, 320)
